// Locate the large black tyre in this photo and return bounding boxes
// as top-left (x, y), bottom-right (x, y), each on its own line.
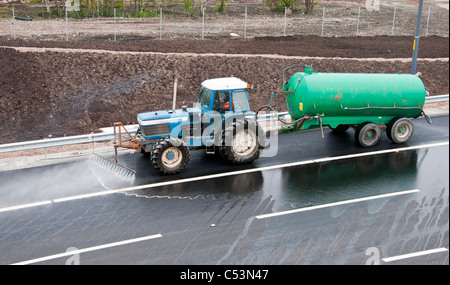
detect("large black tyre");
top-left (386, 116), bottom-right (400, 142)
top-left (151, 137), bottom-right (190, 174)
top-left (355, 122), bottom-right (381, 148)
top-left (330, 124), bottom-right (350, 134)
top-left (220, 120), bottom-right (261, 165)
top-left (386, 117), bottom-right (414, 144)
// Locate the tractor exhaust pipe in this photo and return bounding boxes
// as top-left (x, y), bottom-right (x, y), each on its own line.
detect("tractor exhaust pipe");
top-left (172, 77), bottom-right (178, 113)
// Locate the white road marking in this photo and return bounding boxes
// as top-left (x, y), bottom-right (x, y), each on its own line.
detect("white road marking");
top-left (255, 189), bottom-right (420, 219)
top-left (0, 200), bottom-right (52, 213)
top-left (313, 141), bottom-right (449, 163)
top-left (382, 247), bottom-right (449, 263)
top-left (0, 141), bottom-right (447, 214)
top-left (11, 233), bottom-right (163, 265)
top-left (53, 190), bottom-right (118, 203)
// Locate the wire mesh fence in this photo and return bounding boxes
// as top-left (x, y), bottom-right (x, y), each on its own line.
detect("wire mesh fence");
top-left (0, 2), bottom-right (448, 42)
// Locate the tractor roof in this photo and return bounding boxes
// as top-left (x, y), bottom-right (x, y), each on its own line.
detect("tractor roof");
top-left (201, 77), bottom-right (249, 91)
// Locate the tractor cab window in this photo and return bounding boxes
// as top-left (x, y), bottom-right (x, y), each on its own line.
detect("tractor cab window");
top-left (216, 91), bottom-right (231, 113)
top-left (232, 90), bottom-right (250, 112)
top-left (212, 91), bottom-right (221, 112)
top-left (198, 87), bottom-right (213, 112)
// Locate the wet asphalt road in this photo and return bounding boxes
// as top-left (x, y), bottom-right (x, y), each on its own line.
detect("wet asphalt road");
top-left (0, 115), bottom-right (448, 265)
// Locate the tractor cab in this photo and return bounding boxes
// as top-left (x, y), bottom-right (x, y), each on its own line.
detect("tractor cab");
top-left (194, 77), bottom-right (256, 151)
top-left (198, 77), bottom-right (252, 116)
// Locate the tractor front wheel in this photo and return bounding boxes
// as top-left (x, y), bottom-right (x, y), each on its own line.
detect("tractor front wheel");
top-left (151, 137), bottom-right (190, 174)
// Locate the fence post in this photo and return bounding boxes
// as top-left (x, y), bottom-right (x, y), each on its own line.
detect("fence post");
top-left (244, 7), bottom-right (247, 39)
top-left (426, 6), bottom-right (431, 36)
top-left (114, 8), bottom-right (117, 42)
top-left (160, 8), bottom-right (162, 40)
top-left (356, 6), bottom-right (361, 36)
top-left (392, 5), bottom-right (396, 36)
top-left (65, 7), bottom-right (68, 42)
top-left (321, 7), bottom-right (325, 36)
top-left (12, 7), bottom-right (15, 40)
top-left (202, 7), bottom-right (205, 40)
top-left (283, 6), bottom-right (287, 36)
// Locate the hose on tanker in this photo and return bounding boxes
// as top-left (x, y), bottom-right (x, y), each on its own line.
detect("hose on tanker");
top-left (283, 64), bottom-right (308, 83)
top-left (422, 109), bottom-right (432, 124)
top-left (343, 105), bottom-right (432, 124)
top-left (256, 105), bottom-right (307, 126)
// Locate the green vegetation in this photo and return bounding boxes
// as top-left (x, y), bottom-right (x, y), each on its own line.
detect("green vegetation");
top-left (215, 0), bottom-right (226, 13)
top-left (11, 0), bottom-right (175, 18)
top-left (0, 6), bottom-right (8, 19)
top-left (265, 0), bottom-right (319, 14)
top-left (4, 0), bottom-right (318, 19)
top-left (179, 0), bottom-right (194, 17)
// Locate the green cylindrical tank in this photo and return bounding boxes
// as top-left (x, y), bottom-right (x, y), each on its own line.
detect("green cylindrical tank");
top-left (283, 66), bottom-right (426, 122)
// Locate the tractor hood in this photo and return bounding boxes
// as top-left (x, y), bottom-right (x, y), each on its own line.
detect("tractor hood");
top-left (137, 107), bottom-right (199, 126)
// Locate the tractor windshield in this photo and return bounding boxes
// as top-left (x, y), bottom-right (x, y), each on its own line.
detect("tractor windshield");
top-left (198, 87), bottom-right (213, 113)
top-left (232, 90), bottom-right (250, 112)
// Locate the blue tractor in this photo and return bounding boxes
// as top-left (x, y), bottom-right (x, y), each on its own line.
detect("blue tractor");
top-left (113, 77), bottom-right (266, 174)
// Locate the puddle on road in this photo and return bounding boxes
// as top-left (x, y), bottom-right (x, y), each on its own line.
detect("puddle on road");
top-left (261, 149), bottom-right (422, 212)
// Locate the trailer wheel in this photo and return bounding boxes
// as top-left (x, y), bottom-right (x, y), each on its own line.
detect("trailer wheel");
top-left (386, 116), bottom-right (400, 142)
top-left (220, 120), bottom-right (261, 165)
top-left (387, 117), bottom-right (414, 144)
top-left (355, 122), bottom-right (381, 148)
top-left (330, 124), bottom-right (350, 133)
top-left (151, 137), bottom-right (190, 174)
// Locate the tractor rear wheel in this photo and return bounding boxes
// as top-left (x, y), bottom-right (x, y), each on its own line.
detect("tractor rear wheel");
top-left (151, 137), bottom-right (190, 174)
top-left (220, 120), bottom-right (261, 165)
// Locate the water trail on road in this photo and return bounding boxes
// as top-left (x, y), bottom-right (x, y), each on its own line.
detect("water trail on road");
top-left (122, 192), bottom-right (206, 200)
top-left (216, 216), bottom-right (255, 265)
top-left (88, 155), bottom-right (136, 184)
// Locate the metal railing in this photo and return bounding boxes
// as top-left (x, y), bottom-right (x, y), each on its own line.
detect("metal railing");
top-left (0, 132), bottom-right (119, 155)
top-left (0, 95), bottom-right (447, 155)
top-left (424, 94), bottom-right (449, 104)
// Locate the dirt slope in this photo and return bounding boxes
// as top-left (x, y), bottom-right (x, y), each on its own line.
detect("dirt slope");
top-left (0, 35), bottom-right (448, 58)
